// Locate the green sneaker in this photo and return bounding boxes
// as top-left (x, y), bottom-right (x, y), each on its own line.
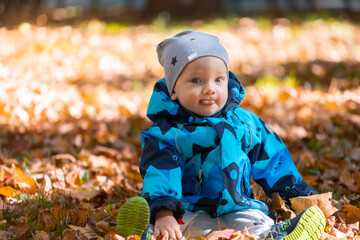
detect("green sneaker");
top-left (116, 196), bottom-right (150, 238)
top-left (267, 206), bottom-right (326, 240)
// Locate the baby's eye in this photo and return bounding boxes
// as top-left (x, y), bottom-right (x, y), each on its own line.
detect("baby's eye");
top-left (192, 78), bottom-right (200, 83)
top-left (215, 78), bottom-right (222, 83)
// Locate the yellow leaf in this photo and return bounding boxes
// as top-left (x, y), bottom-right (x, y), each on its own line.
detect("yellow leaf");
top-left (13, 167), bottom-right (36, 187)
top-left (0, 186), bottom-right (19, 198)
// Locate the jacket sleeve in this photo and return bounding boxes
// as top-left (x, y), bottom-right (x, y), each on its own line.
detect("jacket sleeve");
top-left (139, 128), bottom-right (185, 224)
top-left (236, 108), bottom-right (317, 201)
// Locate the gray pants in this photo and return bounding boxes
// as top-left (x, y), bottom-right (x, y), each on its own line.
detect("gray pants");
top-left (181, 209), bottom-right (274, 239)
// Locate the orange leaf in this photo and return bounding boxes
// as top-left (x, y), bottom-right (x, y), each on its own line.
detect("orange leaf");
top-left (126, 235), bottom-right (141, 240)
top-left (342, 205), bottom-right (360, 224)
top-left (0, 186), bottom-right (19, 198)
top-left (13, 167), bottom-right (36, 187)
top-left (53, 203), bottom-right (68, 223)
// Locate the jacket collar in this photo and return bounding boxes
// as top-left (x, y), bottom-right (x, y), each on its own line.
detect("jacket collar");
top-left (146, 71), bottom-right (245, 123)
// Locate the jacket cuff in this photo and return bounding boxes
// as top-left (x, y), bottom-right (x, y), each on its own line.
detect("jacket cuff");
top-left (282, 181), bottom-right (318, 201)
top-left (148, 197), bottom-right (185, 224)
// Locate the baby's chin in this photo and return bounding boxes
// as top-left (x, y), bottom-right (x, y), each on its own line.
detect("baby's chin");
top-left (192, 109), bottom-right (222, 117)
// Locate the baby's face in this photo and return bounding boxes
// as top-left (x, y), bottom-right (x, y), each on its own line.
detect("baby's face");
top-left (171, 56), bottom-right (228, 116)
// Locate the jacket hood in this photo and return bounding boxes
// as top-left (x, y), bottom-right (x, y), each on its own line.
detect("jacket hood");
top-left (147, 71), bottom-right (246, 123)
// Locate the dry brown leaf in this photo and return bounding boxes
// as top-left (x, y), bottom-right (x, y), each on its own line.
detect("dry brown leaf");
top-left (269, 193), bottom-right (296, 220)
top-left (93, 145), bottom-right (121, 159)
top-left (350, 147), bottom-right (360, 161)
top-left (229, 231), bottom-right (244, 240)
top-left (229, 230), bottom-right (260, 240)
top-left (270, 192), bottom-right (286, 211)
top-left (52, 168), bottom-right (66, 190)
top-left (68, 189), bottom-right (101, 201)
top-left (290, 192), bottom-right (338, 217)
top-left (342, 205), bottom-right (360, 224)
top-left (53, 202), bottom-right (68, 224)
top-left (62, 229), bottom-right (79, 240)
top-left (0, 230), bottom-right (15, 239)
top-left (105, 233), bottom-right (125, 240)
top-left (337, 221), bottom-right (360, 238)
top-left (327, 226), bottom-right (348, 240)
top-left (68, 224), bottom-right (99, 239)
top-left (206, 229), bottom-right (235, 240)
top-left (40, 209), bottom-right (56, 231)
top-left (33, 230), bottom-right (50, 240)
top-left (69, 208), bottom-right (88, 226)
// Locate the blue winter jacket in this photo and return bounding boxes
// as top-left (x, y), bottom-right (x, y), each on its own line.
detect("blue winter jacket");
top-left (139, 72), bottom-right (317, 224)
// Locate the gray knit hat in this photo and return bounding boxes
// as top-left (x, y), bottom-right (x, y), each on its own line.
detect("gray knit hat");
top-left (156, 30), bottom-right (229, 95)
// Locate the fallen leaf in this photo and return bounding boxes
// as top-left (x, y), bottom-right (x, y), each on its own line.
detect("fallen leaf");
top-left (53, 202), bottom-right (68, 224)
top-left (40, 209), bottom-right (56, 231)
top-left (69, 224), bottom-right (99, 239)
top-left (67, 189), bottom-right (101, 201)
top-left (34, 230), bottom-right (50, 240)
top-left (327, 226), bottom-right (348, 239)
top-left (0, 186), bottom-right (19, 198)
top-left (95, 220), bottom-right (110, 233)
top-left (290, 192), bottom-right (338, 217)
top-left (206, 229), bottom-right (235, 240)
top-left (350, 147), bottom-right (360, 161)
top-left (126, 235), bottom-right (141, 240)
top-left (62, 229), bottom-right (79, 240)
top-left (269, 193), bottom-right (296, 220)
top-left (105, 233), bottom-right (125, 240)
top-left (342, 205), bottom-right (360, 224)
top-left (69, 208), bottom-right (88, 226)
top-left (0, 230), bottom-right (15, 239)
top-left (13, 167), bottom-right (36, 187)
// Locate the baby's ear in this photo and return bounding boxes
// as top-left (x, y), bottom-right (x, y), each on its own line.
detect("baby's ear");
top-left (170, 91), bottom-right (178, 100)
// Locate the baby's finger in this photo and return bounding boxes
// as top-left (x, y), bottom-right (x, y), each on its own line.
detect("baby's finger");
top-left (168, 230), bottom-right (177, 240)
top-left (162, 231), bottom-right (169, 240)
top-left (174, 228), bottom-right (183, 240)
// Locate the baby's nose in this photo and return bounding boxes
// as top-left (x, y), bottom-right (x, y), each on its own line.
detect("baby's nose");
top-left (203, 83), bottom-right (215, 95)
top-left (203, 85), bottom-right (215, 95)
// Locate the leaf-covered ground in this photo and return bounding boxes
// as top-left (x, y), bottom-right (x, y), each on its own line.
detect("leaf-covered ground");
top-left (0, 17), bottom-right (359, 239)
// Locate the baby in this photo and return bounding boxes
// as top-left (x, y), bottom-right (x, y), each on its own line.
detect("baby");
top-left (117, 30), bottom-right (326, 240)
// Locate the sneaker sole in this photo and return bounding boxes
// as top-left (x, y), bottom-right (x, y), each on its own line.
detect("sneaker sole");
top-left (116, 196), bottom-right (150, 238)
top-left (283, 206), bottom-right (326, 240)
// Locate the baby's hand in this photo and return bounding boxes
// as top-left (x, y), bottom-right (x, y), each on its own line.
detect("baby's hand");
top-left (155, 210), bottom-right (184, 240)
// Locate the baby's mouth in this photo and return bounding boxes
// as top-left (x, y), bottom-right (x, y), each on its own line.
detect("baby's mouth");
top-left (200, 99), bottom-right (215, 105)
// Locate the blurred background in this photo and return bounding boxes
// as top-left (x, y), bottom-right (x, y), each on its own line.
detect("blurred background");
top-left (0, 1), bottom-right (359, 238)
top-left (0, 0), bottom-right (359, 162)
top-left (1, 0), bottom-right (360, 26)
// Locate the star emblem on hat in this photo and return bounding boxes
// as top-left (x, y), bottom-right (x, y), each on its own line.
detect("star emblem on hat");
top-left (171, 57), bottom-right (177, 66)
